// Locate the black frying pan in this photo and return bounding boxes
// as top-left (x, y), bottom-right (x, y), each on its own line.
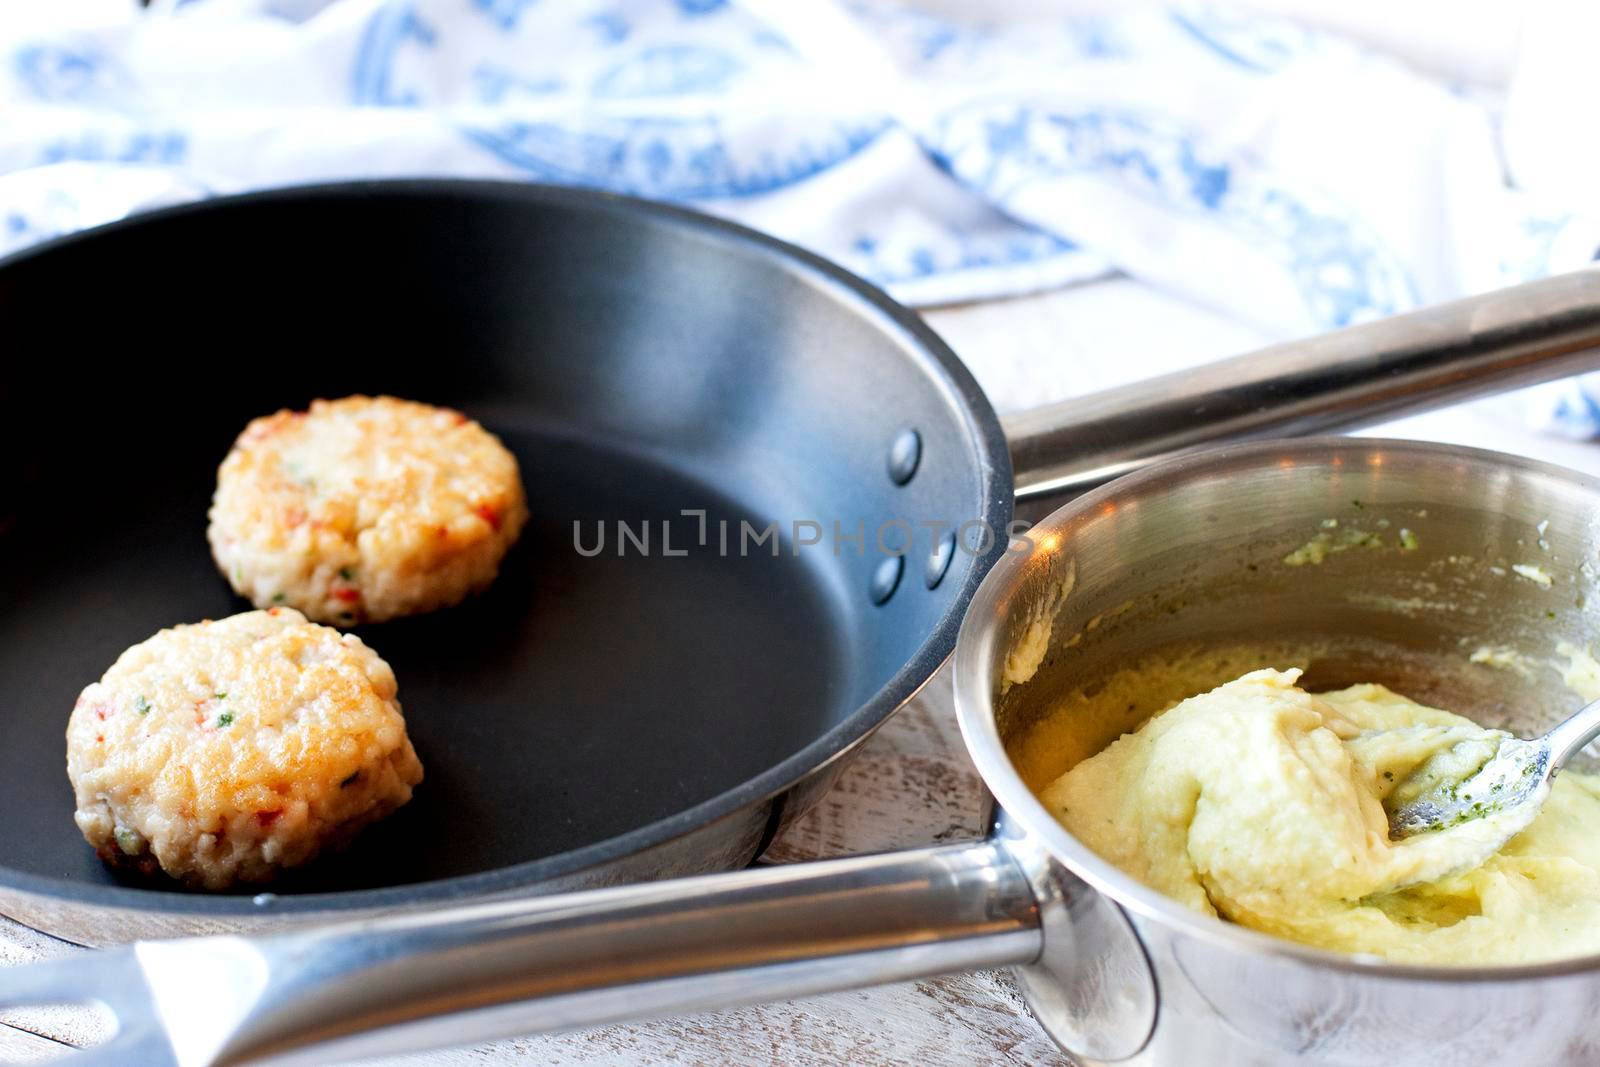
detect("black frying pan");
top-left (1, 181), bottom-right (1597, 940)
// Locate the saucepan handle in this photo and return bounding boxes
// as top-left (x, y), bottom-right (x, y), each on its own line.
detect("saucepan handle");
top-left (112, 842), bottom-right (1038, 1065)
top-left (1005, 267), bottom-right (1600, 504)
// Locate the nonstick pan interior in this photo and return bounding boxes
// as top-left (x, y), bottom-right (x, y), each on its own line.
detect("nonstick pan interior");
top-left (0, 183), bottom-right (1008, 914)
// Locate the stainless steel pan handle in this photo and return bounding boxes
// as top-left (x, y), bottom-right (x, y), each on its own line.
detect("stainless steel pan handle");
top-left (1006, 267), bottom-right (1600, 503)
top-left (0, 842), bottom-right (1038, 1066)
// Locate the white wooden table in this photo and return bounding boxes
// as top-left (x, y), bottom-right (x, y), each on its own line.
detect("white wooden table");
top-left (5, 278), bottom-right (1597, 1065)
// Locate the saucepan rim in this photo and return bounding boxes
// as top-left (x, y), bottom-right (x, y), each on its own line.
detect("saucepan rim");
top-left (954, 435), bottom-right (1600, 983)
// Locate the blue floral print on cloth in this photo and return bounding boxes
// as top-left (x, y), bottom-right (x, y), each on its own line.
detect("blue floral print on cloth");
top-left (2, 0), bottom-right (1599, 432)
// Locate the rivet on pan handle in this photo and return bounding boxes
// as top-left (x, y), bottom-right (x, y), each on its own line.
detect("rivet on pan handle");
top-left (1004, 267), bottom-right (1600, 506)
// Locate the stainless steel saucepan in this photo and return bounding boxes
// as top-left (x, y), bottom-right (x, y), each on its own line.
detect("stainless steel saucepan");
top-left (9, 436), bottom-right (1600, 1066)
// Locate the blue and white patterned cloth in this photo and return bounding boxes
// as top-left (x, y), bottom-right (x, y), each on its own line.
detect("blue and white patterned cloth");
top-left (5, 0), bottom-right (1600, 432)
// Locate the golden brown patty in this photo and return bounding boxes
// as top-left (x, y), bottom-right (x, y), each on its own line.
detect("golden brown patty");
top-left (65, 608), bottom-right (424, 889)
top-left (208, 395), bottom-right (528, 625)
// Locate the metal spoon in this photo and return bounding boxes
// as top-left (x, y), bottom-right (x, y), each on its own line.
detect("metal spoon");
top-left (1386, 697), bottom-right (1600, 856)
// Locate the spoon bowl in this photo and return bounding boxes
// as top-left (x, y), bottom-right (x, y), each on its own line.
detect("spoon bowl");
top-left (1384, 696), bottom-right (1600, 876)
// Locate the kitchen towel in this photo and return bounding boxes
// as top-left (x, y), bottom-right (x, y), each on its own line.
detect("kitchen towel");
top-left (4, 0), bottom-right (1600, 431)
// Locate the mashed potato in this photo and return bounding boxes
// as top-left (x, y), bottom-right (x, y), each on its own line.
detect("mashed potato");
top-left (66, 608), bottom-right (423, 889)
top-left (1039, 669), bottom-right (1600, 964)
top-left (208, 395), bottom-right (528, 625)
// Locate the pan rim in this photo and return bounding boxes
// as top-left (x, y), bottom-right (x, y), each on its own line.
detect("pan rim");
top-left (0, 179), bottom-right (1014, 916)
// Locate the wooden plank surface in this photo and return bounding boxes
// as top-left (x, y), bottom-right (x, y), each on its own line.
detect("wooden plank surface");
top-left (0, 1026), bottom-right (74, 1065)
